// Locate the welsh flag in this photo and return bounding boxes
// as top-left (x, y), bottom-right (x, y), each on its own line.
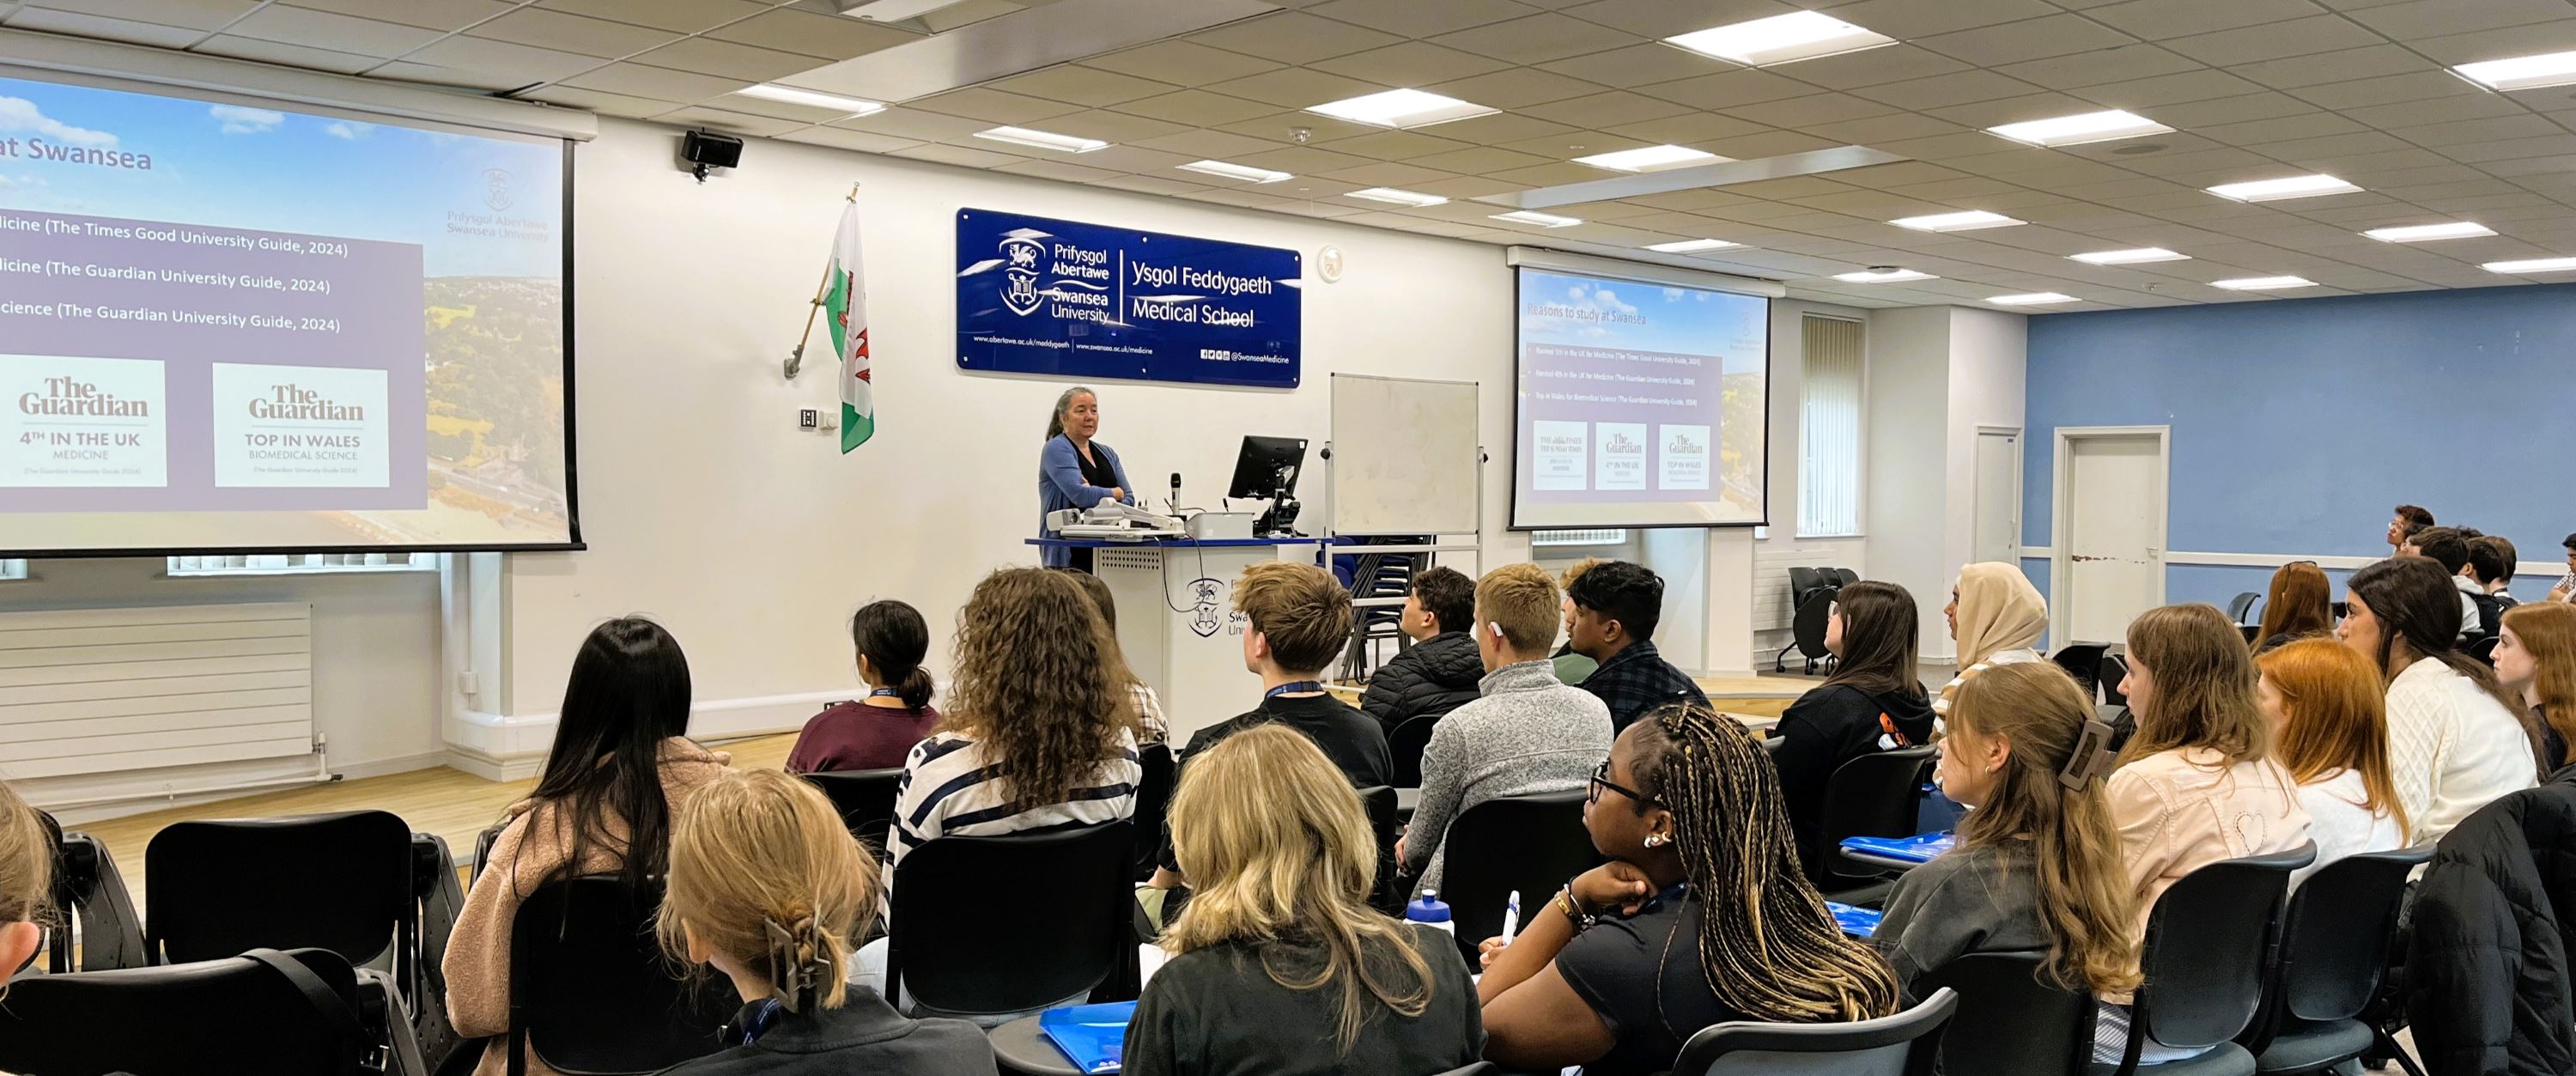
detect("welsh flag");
top-left (823, 200), bottom-right (872, 453)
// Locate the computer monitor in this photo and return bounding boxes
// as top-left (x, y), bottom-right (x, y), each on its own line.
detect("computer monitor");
top-left (1226, 436), bottom-right (1308, 500)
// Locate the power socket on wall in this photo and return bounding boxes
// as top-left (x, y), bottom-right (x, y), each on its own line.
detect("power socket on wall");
top-left (797, 408), bottom-right (819, 429)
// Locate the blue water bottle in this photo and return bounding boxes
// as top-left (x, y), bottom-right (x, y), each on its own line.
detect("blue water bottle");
top-left (1406, 890), bottom-right (1455, 936)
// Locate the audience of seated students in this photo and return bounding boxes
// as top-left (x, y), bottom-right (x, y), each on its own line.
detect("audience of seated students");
top-left (0, 781), bottom-right (47, 988)
top-left (2496, 603), bottom-right (2576, 771)
top-left (1475, 706), bottom-right (1900, 1075)
top-left (1395, 563), bottom-right (1612, 891)
top-left (2342, 556), bottom-right (2540, 841)
top-left (1935, 562), bottom-right (2048, 720)
top-left (1564, 561), bottom-right (1710, 730)
top-left (1873, 663), bottom-right (2138, 1000)
top-left (1358, 565), bottom-right (1485, 738)
top-left (2100, 603), bottom-right (2312, 1064)
top-left (2471, 535), bottom-right (2520, 607)
top-left (787, 601), bottom-right (943, 774)
top-left (2389, 503), bottom-right (2436, 553)
top-left (1151, 562), bottom-right (1389, 891)
top-left (1058, 568), bottom-right (1170, 746)
top-left (2400, 526), bottom-right (2488, 638)
top-left (448, 617), bottom-right (732, 1076)
top-left (1127, 725), bottom-right (1485, 1076)
top-left (1768, 580), bottom-right (1936, 878)
top-left (653, 769), bottom-right (995, 1075)
top-left (2254, 561), bottom-right (2335, 654)
top-left (2255, 639), bottom-right (2409, 880)
top-left (1552, 558), bottom-right (1603, 685)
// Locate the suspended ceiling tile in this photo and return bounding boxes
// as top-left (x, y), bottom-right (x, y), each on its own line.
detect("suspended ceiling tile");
top-left (1202, 67), bottom-right (1390, 109)
top-left (1187, 11), bottom-right (1403, 65)
top-left (468, 8), bottom-right (683, 58)
top-left (631, 38), bottom-right (827, 83)
top-left (987, 65), bottom-right (1180, 108)
top-left (228, 5), bottom-right (447, 55)
top-left (1309, 40), bottom-right (1518, 85)
top-left (196, 34), bottom-right (382, 73)
top-left (1533, 42), bottom-right (1723, 88)
top-left (1430, 13), bottom-right (1642, 65)
top-left (38, 0), bottom-right (255, 32)
top-left (1783, 45), bottom-right (1977, 91)
top-left (1108, 89), bottom-right (1280, 127)
top-left (2082, 0), bottom-right (2330, 40)
top-left (404, 35), bottom-right (609, 83)
top-left (9, 9), bottom-right (208, 48)
top-left (1080, 40), bottom-right (1285, 84)
top-left (1424, 68), bottom-right (1614, 109)
top-left (1916, 15), bottom-right (2142, 67)
top-left (536, 0), bottom-right (770, 34)
top-left (704, 9), bottom-right (920, 61)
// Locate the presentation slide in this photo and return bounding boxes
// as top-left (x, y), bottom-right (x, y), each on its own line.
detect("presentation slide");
top-left (0, 74), bottom-right (574, 554)
top-left (1510, 267), bottom-right (1768, 529)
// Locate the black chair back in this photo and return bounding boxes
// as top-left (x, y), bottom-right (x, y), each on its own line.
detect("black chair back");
top-left (1789, 566), bottom-right (1826, 603)
top-left (2244, 845), bottom-right (2435, 1056)
top-left (1436, 789), bottom-right (1598, 960)
top-left (508, 874), bottom-right (733, 1076)
top-left (2227, 591), bottom-right (2262, 624)
top-left (1671, 988), bottom-right (1957, 1076)
top-left (1131, 743), bottom-right (1176, 878)
top-left (1357, 785), bottom-right (1403, 912)
top-left (37, 810), bottom-right (145, 974)
top-left (1820, 746), bottom-right (1936, 891)
top-left (2115, 842), bottom-right (2315, 1074)
top-left (146, 811), bottom-right (417, 990)
top-left (2468, 593), bottom-right (2503, 641)
top-left (1917, 951), bottom-right (2093, 1076)
top-left (887, 822), bottom-right (1134, 1016)
top-left (0, 947), bottom-right (374, 1076)
top-left (801, 768), bottom-right (904, 854)
top-left (2466, 634), bottom-right (2500, 666)
top-left (1791, 586), bottom-right (1838, 666)
top-left (1828, 567), bottom-right (1861, 588)
top-left (2098, 653), bottom-right (2130, 708)
top-left (1390, 714), bottom-right (1440, 788)
top-left (2050, 642), bottom-right (2110, 700)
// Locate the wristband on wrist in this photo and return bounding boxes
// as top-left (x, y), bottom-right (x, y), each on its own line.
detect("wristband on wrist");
top-left (1555, 885), bottom-right (1600, 932)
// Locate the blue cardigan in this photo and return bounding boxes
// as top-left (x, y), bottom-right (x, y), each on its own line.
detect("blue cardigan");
top-left (1037, 434), bottom-right (1133, 567)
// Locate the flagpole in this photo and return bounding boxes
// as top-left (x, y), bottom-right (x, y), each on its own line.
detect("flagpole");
top-left (785, 183), bottom-right (862, 379)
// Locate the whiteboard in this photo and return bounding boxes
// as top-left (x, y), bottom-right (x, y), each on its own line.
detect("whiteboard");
top-left (1330, 374), bottom-right (1479, 535)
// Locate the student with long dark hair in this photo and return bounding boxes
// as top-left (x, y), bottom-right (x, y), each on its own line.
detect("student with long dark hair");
top-left (447, 617), bottom-right (731, 1076)
top-left (1476, 705), bottom-right (1899, 1074)
top-left (1874, 662), bottom-right (2136, 1000)
top-left (2254, 562), bottom-right (2334, 654)
top-left (788, 601), bottom-right (943, 774)
top-left (2342, 556), bottom-right (2538, 841)
top-left (1768, 581), bottom-right (1935, 878)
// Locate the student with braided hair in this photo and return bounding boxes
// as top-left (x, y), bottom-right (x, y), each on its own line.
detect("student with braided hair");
top-left (1474, 704), bottom-right (1900, 1074)
top-left (655, 769), bottom-right (994, 1075)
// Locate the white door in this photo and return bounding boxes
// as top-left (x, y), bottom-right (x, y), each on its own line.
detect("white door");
top-left (1971, 429), bottom-right (2021, 568)
top-left (2062, 434), bottom-right (2165, 644)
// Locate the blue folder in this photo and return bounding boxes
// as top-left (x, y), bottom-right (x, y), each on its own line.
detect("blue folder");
top-left (1826, 902), bottom-right (1884, 938)
top-left (1041, 1001), bottom-right (1137, 1074)
top-left (1839, 831), bottom-right (1956, 864)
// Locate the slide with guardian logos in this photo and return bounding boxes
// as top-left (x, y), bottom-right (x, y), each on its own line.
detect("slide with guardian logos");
top-left (0, 74), bottom-right (574, 553)
top-left (1510, 268), bottom-right (1770, 529)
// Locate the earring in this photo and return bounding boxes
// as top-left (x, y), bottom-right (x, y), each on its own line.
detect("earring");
top-left (1643, 834), bottom-right (1666, 848)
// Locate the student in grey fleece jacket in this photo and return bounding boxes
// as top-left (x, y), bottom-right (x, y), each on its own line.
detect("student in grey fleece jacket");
top-left (1399, 563), bottom-right (1614, 891)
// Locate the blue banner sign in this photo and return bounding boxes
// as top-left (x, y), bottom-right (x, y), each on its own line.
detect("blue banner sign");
top-left (956, 209), bottom-right (1302, 388)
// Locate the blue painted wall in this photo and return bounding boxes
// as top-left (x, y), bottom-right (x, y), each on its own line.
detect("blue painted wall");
top-left (2024, 283), bottom-right (2576, 612)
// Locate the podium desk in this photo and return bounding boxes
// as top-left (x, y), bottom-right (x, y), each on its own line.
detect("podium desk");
top-left (1028, 538), bottom-right (1321, 746)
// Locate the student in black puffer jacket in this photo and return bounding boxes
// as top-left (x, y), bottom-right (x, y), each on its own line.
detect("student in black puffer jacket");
top-left (1769, 581), bottom-right (1938, 882)
top-left (1362, 567), bottom-right (1486, 737)
top-left (2407, 775), bottom-right (2576, 1076)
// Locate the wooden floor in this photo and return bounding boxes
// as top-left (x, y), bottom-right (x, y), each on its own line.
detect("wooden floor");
top-left (71, 672), bottom-right (1820, 904)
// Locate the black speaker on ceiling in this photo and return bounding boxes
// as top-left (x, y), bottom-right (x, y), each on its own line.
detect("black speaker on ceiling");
top-left (680, 130), bottom-right (743, 183)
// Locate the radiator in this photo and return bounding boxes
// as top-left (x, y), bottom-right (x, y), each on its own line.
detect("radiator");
top-left (0, 603), bottom-right (316, 780)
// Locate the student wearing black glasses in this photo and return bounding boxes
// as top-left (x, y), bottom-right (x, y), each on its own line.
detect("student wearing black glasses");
top-left (1473, 705), bottom-right (1898, 1075)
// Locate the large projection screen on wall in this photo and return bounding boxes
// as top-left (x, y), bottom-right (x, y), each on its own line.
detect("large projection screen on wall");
top-left (0, 70), bottom-right (578, 555)
top-left (1510, 262), bottom-right (1769, 530)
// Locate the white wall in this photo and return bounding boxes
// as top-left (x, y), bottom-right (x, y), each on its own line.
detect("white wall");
top-left (1, 559), bottom-right (445, 820)
top-left (1864, 307), bottom-right (1954, 660)
top-left (1755, 298), bottom-right (1873, 662)
top-left (471, 117), bottom-right (1545, 757)
top-left (1944, 305), bottom-right (2029, 587)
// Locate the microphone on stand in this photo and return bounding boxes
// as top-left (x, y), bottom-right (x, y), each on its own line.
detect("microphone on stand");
top-left (1169, 471), bottom-right (1182, 515)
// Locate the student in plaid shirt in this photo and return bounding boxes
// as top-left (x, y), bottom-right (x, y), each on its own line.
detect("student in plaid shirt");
top-left (1564, 561), bottom-right (1710, 731)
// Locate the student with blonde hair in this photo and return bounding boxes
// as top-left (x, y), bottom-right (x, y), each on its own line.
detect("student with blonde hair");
top-left (655, 769), bottom-right (993, 1075)
top-left (2496, 602), bottom-right (2576, 770)
top-left (1935, 563), bottom-right (2048, 719)
top-left (1127, 724), bottom-right (1483, 1076)
top-left (2255, 639), bottom-right (2408, 880)
top-left (2100, 603), bottom-right (2310, 1063)
top-left (0, 781), bottom-right (48, 988)
top-left (1396, 562), bottom-right (1612, 892)
top-left (1874, 662), bottom-right (2137, 1000)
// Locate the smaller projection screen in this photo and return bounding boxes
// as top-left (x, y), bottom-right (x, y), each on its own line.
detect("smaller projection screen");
top-left (1510, 265), bottom-right (1769, 529)
top-left (0, 71), bottom-right (577, 555)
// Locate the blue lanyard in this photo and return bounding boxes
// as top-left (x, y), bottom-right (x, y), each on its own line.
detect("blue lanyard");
top-left (1266, 681), bottom-right (1325, 698)
top-left (867, 687), bottom-right (903, 699)
top-left (737, 997), bottom-right (782, 1045)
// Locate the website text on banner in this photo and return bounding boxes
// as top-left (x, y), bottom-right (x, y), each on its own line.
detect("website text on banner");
top-left (1510, 268), bottom-right (1769, 529)
top-left (0, 74), bottom-right (574, 554)
top-left (954, 208), bottom-right (1300, 389)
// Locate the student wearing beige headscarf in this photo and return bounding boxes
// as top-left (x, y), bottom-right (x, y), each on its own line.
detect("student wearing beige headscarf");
top-left (1935, 562), bottom-right (2050, 720)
